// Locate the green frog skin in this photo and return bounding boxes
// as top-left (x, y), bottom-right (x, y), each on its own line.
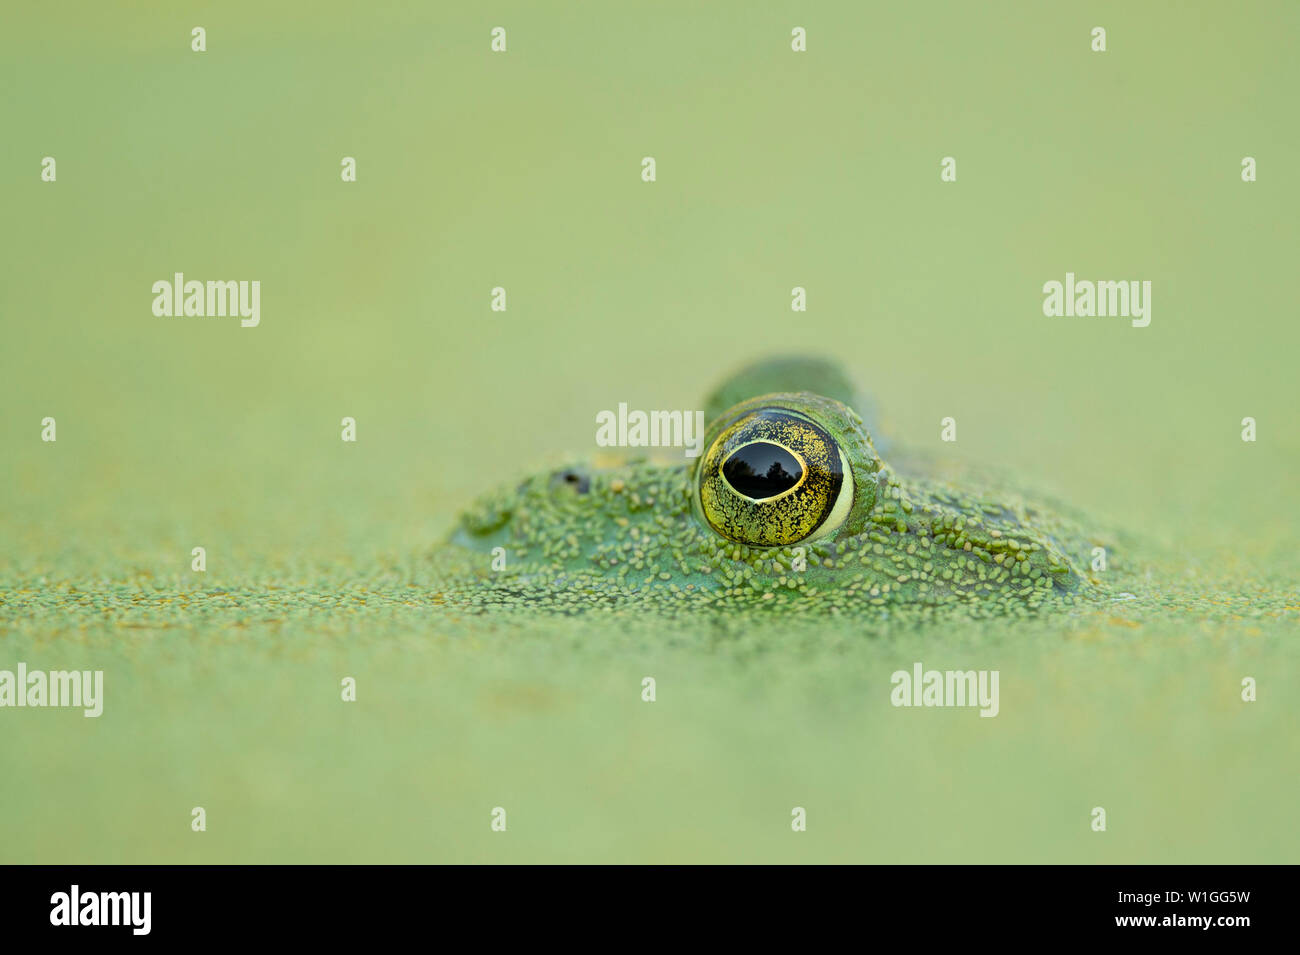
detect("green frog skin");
top-left (436, 358), bottom-right (1116, 618)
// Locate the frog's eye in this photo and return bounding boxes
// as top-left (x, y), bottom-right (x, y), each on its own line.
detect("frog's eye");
top-left (696, 408), bottom-right (855, 547)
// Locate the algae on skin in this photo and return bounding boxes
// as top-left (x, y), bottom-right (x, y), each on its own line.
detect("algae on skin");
top-left (437, 358), bottom-right (1129, 619)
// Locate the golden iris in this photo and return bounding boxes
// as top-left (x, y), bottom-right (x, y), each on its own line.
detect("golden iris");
top-left (697, 408), bottom-right (854, 546)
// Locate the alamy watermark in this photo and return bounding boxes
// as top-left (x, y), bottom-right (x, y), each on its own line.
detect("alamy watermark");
top-left (152, 272), bottom-right (260, 327)
top-left (890, 662), bottom-right (999, 717)
top-left (50, 885), bottom-right (150, 935)
top-left (595, 404), bottom-right (706, 458)
top-left (0, 663), bottom-right (103, 717)
top-left (1042, 272), bottom-right (1151, 328)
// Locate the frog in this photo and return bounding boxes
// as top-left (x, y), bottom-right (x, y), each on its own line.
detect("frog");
top-left (435, 357), bottom-right (1116, 618)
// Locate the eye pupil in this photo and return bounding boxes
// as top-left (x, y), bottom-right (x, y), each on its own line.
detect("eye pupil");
top-left (722, 442), bottom-right (803, 500)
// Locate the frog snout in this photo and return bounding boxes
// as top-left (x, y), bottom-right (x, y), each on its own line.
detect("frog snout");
top-left (548, 467), bottom-right (590, 495)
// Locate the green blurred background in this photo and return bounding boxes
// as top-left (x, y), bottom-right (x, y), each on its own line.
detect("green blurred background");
top-left (2, 1), bottom-right (1297, 862)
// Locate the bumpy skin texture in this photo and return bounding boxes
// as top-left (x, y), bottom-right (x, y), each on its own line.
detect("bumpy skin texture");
top-left (436, 359), bottom-right (1115, 617)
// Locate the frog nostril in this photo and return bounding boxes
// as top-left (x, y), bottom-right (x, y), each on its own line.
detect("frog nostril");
top-left (552, 469), bottom-right (590, 494)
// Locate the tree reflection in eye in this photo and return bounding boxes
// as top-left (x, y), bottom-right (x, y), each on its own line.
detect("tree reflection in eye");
top-left (721, 442), bottom-right (803, 500)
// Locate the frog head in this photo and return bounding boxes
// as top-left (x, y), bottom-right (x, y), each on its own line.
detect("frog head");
top-left (439, 358), bottom-right (1096, 614)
